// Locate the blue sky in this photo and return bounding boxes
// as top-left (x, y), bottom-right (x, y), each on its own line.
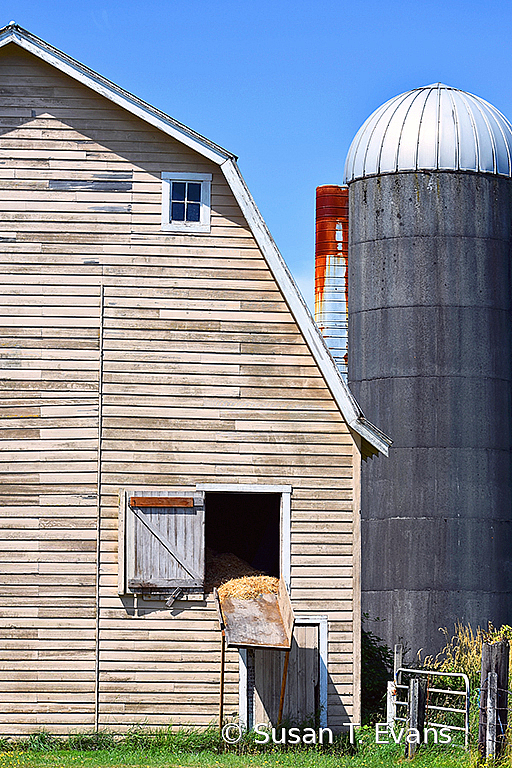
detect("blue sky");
top-left (3, 0), bottom-right (512, 308)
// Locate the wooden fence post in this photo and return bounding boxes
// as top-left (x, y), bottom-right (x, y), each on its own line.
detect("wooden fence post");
top-left (417, 678), bottom-right (427, 741)
top-left (478, 640), bottom-right (509, 760)
top-left (486, 671), bottom-right (497, 759)
top-left (405, 677), bottom-right (427, 759)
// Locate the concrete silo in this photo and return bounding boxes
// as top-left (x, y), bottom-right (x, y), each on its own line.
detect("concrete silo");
top-left (344, 83), bottom-right (512, 655)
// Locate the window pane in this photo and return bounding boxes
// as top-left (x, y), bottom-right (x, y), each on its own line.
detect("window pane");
top-left (171, 182), bottom-right (186, 201)
top-left (187, 183), bottom-right (201, 203)
top-left (186, 203), bottom-right (200, 222)
top-left (171, 201), bottom-right (185, 221)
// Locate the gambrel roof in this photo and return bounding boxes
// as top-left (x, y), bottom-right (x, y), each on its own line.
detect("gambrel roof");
top-left (0, 22), bottom-right (391, 457)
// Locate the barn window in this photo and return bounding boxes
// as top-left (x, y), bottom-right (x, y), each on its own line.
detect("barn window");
top-left (118, 485), bottom-right (291, 599)
top-left (197, 483), bottom-right (292, 593)
top-left (205, 492), bottom-right (281, 580)
top-left (161, 172), bottom-right (211, 233)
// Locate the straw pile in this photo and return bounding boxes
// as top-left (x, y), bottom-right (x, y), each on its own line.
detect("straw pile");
top-left (218, 574), bottom-right (279, 600)
top-left (205, 548), bottom-right (279, 599)
top-left (205, 549), bottom-right (260, 593)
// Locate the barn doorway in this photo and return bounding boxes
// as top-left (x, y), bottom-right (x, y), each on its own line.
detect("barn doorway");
top-left (201, 485), bottom-right (305, 727)
top-left (252, 623), bottom-right (320, 726)
top-left (205, 492), bottom-right (280, 580)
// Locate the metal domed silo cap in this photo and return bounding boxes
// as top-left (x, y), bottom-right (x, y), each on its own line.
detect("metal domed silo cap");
top-left (344, 83), bottom-right (512, 182)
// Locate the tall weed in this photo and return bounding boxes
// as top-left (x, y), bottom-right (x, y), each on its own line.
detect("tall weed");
top-left (421, 623), bottom-right (512, 690)
top-left (420, 623), bottom-right (512, 748)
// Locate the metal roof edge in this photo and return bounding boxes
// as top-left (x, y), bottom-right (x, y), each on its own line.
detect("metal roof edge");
top-left (348, 416), bottom-right (391, 457)
top-left (0, 23), bottom-right (235, 165)
top-left (220, 158), bottom-right (391, 457)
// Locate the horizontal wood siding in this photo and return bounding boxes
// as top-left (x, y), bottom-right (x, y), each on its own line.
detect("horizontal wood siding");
top-left (0, 282), bottom-right (100, 733)
top-left (0, 83), bottom-right (101, 728)
top-left (0, 43), bottom-right (359, 733)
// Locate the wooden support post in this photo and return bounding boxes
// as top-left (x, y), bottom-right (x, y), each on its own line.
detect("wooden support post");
top-left (478, 640), bottom-right (509, 760)
top-left (418, 678), bottom-right (427, 736)
top-left (495, 643), bottom-right (509, 756)
top-left (219, 632), bottom-right (225, 732)
top-left (277, 648), bottom-right (291, 726)
top-left (486, 672), bottom-right (497, 759)
top-left (405, 678), bottom-right (419, 759)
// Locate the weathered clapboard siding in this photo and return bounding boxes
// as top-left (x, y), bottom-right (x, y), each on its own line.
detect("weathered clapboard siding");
top-left (0, 38), bottom-right (370, 734)
top-left (0, 49), bottom-right (102, 730)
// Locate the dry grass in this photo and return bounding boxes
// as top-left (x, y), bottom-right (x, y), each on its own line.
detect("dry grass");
top-left (205, 549), bottom-right (279, 599)
top-left (420, 622), bottom-right (512, 688)
top-left (217, 574), bottom-right (279, 600)
top-left (419, 622), bottom-right (512, 754)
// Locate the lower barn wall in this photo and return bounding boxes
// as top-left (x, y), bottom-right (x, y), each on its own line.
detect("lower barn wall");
top-left (98, 479), bottom-right (357, 732)
top-left (0, 277), bottom-right (360, 733)
top-left (0, 491), bottom-right (98, 736)
top-left (0, 271), bottom-right (359, 734)
top-left (0, 456), bottom-right (357, 734)
top-left (0, 277), bottom-right (100, 734)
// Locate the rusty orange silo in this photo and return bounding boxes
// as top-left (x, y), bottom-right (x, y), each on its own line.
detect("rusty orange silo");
top-left (315, 185), bottom-right (349, 379)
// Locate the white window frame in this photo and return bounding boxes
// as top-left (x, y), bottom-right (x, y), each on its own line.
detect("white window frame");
top-left (161, 172), bottom-right (212, 233)
top-left (195, 483), bottom-right (291, 589)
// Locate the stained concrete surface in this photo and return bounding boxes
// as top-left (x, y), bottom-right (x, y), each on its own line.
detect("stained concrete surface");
top-left (349, 171), bottom-right (512, 655)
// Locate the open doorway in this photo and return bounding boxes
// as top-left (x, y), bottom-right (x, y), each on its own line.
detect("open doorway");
top-left (205, 492), bottom-right (280, 588)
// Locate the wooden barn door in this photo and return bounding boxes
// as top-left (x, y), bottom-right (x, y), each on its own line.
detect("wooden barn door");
top-left (251, 624), bottom-right (319, 726)
top-left (120, 490), bottom-right (205, 593)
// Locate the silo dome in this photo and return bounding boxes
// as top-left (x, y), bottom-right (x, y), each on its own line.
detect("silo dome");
top-left (344, 83), bottom-right (512, 182)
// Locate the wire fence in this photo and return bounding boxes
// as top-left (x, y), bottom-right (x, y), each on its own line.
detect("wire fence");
top-left (477, 681), bottom-right (511, 736)
top-left (477, 670), bottom-right (512, 759)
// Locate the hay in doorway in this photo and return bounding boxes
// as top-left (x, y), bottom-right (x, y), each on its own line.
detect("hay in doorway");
top-left (217, 574), bottom-right (279, 601)
top-left (205, 548), bottom-right (260, 593)
top-left (206, 548), bottom-right (279, 598)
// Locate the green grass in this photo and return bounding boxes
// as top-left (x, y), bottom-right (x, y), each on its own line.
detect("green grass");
top-left (0, 728), bottom-right (476, 768)
top-left (0, 747), bottom-right (474, 768)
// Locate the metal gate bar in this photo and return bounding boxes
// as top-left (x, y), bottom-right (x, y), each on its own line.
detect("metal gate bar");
top-left (388, 667), bottom-right (470, 748)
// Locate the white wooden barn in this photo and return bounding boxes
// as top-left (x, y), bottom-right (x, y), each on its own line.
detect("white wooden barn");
top-left (0, 23), bottom-right (389, 735)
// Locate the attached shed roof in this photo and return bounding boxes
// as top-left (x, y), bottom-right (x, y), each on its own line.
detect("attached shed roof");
top-left (0, 22), bottom-right (391, 458)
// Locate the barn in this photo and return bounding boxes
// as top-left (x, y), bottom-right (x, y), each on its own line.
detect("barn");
top-left (0, 23), bottom-right (389, 735)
